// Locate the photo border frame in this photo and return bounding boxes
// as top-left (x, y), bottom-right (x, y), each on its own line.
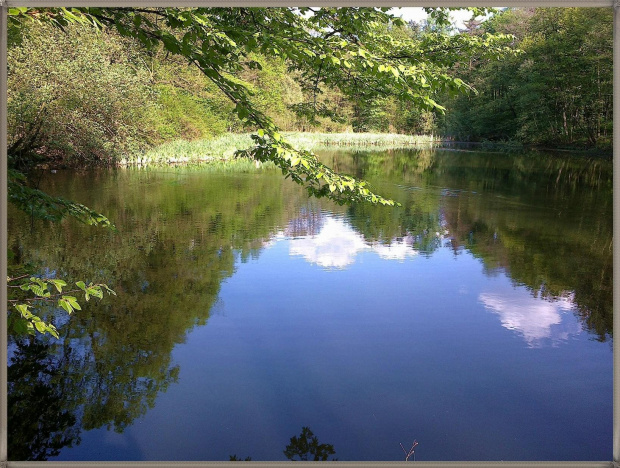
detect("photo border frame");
top-left (0, 2), bottom-right (617, 466)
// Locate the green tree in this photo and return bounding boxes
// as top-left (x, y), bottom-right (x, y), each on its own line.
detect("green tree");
top-left (8, 23), bottom-right (156, 169)
top-left (8, 6), bottom-right (515, 205)
top-left (442, 8), bottom-right (612, 149)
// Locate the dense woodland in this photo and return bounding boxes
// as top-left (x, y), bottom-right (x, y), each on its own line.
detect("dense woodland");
top-left (7, 7), bottom-right (612, 175)
top-left (443, 8), bottom-right (612, 149)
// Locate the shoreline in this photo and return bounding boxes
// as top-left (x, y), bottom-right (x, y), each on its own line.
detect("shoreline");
top-left (40, 133), bottom-right (611, 170)
top-left (119, 132), bottom-right (439, 167)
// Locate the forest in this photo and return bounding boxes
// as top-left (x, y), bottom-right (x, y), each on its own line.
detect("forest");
top-left (7, 6), bottom-right (612, 173)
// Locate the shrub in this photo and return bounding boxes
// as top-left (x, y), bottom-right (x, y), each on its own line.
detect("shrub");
top-left (8, 23), bottom-right (156, 168)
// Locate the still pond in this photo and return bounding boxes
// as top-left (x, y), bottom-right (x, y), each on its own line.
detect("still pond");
top-left (7, 148), bottom-right (613, 461)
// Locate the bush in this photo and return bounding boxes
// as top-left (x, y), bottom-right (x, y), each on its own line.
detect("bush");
top-left (8, 23), bottom-right (156, 168)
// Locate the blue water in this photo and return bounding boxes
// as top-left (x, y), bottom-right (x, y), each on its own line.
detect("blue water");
top-left (53, 215), bottom-right (611, 461)
top-left (8, 150), bottom-right (613, 461)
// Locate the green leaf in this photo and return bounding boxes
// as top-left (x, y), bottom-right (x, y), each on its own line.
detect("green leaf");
top-left (15, 303), bottom-right (30, 317)
top-left (58, 298), bottom-right (73, 314)
top-left (50, 279), bottom-right (67, 293)
top-left (65, 296), bottom-right (81, 311)
top-left (236, 104), bottom-right (249, 120)
top-left (87, 286), bottom-right (104, 300)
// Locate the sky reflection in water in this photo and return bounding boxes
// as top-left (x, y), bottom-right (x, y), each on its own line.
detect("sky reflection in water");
top-left (8, 149), bottom-right (612, 461)
top-left (269, 213), bottom-right (583, 348)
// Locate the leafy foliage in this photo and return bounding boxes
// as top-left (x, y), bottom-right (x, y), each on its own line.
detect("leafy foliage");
top-left (8, 22), bottom-right (156, 169)
top-left (7, 167), bottom-right (115, 337)
top-left (442, 8), bottom-right (612, 149)
top-left (8, 275), bottom-right (115, 339)
top-left (8, 6), bottom-right (516, 205)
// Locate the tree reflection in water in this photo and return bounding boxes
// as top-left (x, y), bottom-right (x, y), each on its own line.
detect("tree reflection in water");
top-left (8, 340), bottom-right (79, 460)
top-left (7, 149), bottom-right (612, 460)
top-left (283, 426), bottom-right (336, 461)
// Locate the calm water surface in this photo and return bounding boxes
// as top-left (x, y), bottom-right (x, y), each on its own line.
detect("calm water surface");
top-left (7, 148), bottom-right (613, 461)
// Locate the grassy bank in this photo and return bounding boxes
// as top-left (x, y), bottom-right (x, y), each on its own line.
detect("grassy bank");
top-left (121, 132), bottom-right (437, 167)
top-left (286, 132), bottom-right (436, 149)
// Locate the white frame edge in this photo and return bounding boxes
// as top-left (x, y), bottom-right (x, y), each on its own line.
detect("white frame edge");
top-left (0, 1), bottom-right (616, 467)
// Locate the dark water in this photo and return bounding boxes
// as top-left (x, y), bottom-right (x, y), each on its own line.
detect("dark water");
top-left (7, 148), bottom-right (613, 461)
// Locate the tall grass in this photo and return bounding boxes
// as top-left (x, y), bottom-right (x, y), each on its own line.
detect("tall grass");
top-left (121, 132), bottom-right (437, 167)
top-left (121, 134), bottom-right (254, 165)
top-left (286, 132), bottom-right (436, 150)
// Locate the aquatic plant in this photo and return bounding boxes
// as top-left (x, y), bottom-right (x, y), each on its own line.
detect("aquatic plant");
top-left (400, 440), bottom-right (418, 462)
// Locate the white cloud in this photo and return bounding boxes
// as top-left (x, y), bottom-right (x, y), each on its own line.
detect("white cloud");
top-left (288, 217), bottom-right (418, 269)
top-left (479, 289), bottom-right (581, 347)
top-left (289, 217), bottom-right (368, 268)
top-left (373, 238), bottom-right (420, 261)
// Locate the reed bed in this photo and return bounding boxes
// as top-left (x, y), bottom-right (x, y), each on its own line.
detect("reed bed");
top-left (286, 132), bottom-right (436, 150)
top-left (120, 132), bottom-right (436, 168)
top-left (120, 134), bottom-right (254, 166)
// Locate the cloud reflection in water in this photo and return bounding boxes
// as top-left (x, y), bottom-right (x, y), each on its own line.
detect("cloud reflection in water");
top-left (479, 289), bottom-right (582, 347)
top-left (287, 216), bottom-right (419, 269)
top-left (271, 213), bottom-right (582, 348)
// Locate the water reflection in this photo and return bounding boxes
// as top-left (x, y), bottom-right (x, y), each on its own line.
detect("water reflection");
top-left (228, 426), bottom-right (337, 462)
top-left (6, 149), bottom-right (612, 461)
top-left (479, 289), bottom-right (581, 347)
top-left (280, 208), bottom-right (586, 348)
top-left (283, 427), bottom-right (336, 461)
top-left (287, 216), bottom-right (420, 269)
top-left (329, 148), bottom-right (612, 341)
top-left (8, 340), bottom-right (80, 460)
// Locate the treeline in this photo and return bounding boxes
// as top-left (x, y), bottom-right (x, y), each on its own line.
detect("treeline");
top-left (8, 19), bottom-right (435, 168)
top-left (440, 8), bottom-right (613, 149)
top-left (7, 8), bottom-right (612, 170)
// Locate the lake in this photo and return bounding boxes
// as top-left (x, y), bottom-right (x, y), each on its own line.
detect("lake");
top-left (7, 147), bottom-right (613, 461)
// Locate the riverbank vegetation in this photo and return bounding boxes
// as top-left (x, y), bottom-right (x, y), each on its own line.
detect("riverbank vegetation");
top-left (6, 6), bottom-right (612, 338)
top-left (7, 7), bottom-right (611, 177)
top-left (127, 133), bottom-right (436, 166)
